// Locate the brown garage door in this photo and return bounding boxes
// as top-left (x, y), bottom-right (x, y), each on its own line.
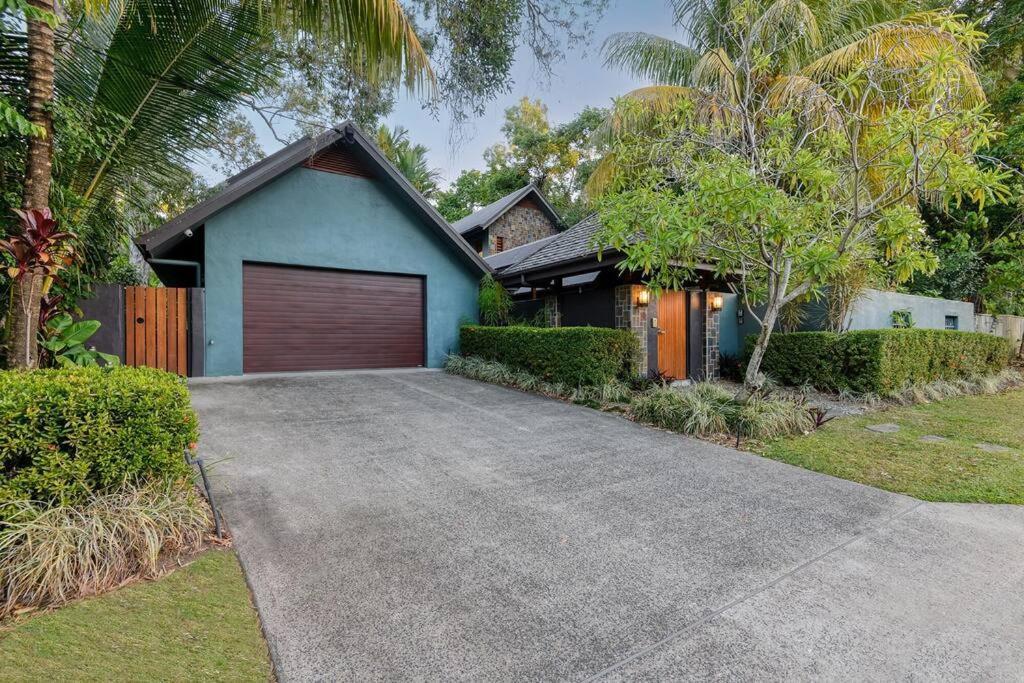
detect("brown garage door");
top-left (243, 263), bottom-right (424, 373)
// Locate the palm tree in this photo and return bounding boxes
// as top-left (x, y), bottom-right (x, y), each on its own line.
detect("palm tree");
top-left (6, 0), bottom-right (433, 368)
top-left (588, 0), bottom-right (985, 194)
top-left (376, 124), bottom-right (442, 198)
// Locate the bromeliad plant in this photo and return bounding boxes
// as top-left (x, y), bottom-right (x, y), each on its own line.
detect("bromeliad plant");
top-left (1, 208), bottom-right (76, 368)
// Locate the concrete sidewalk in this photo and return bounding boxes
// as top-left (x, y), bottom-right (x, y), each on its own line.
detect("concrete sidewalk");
top-left (190, 370), bottom-right (1024, 681)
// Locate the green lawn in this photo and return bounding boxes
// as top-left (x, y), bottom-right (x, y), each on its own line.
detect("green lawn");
top-left (0, 549), bottom-right (271, 682)
top-left (758, 389), bottom-right (1024, 504)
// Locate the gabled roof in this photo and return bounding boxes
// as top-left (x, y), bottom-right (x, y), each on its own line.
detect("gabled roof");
top-left (135, 122), bottom-right (489, 274)
top-left (483, 233), bottom-right (558, 272)
top-left (500, 213), bottom-right (605, 276)
top-left (451, 184), bottom-right (562, 235)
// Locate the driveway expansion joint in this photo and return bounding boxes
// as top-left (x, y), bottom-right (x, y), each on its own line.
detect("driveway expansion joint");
top-left (582, 500), bottom-right (928, 681)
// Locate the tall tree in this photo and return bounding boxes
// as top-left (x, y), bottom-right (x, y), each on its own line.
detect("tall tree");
top-left (436, 99), bottom-right (606, 225)
top-left (905, 0), bottom-right (1024, 315)
top-left (376, 124), bottom-right (442, 197)
top-left (590, 0), bottom-right (1008, 388)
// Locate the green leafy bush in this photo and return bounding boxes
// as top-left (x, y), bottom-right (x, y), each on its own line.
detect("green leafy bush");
top-left (745, 332), bottom-right (844, 389)
top-left (748, 329), bottom-right (1012, 395)
top-left (460, 325), bottom-right (639, 386)
top-left (0, 367), bottom-right (197, 510)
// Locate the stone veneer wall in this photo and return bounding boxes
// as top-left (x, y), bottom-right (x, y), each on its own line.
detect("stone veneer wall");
top-left (486, 203), bottom-right (558, 254)
top-left (614, 285), bottom-right (648, 376)
top-left (704, 294), bottom-right (721, 380)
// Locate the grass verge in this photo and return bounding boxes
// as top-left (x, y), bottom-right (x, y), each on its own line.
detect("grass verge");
top-left (0, 549), bottom-right (271, 682)
top-left (757, 389), bottom-right (1024, 503)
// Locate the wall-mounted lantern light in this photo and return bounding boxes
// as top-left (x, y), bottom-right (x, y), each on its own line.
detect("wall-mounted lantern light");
top-left (636, 288), bottom-right (650, 307)
top-left (710, 293), bottom-right (724, 312)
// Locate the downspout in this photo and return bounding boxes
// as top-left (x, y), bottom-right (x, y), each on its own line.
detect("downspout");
top-left (147, 258), bottom-right (201, 288)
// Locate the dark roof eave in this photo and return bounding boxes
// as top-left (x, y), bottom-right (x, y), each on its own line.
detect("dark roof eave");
top-left (498, 255), bottom-right (732, 286)
top-left (497, 252), bottom-right (626, 284)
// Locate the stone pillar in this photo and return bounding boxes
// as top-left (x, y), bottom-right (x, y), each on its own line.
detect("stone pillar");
top-left (704, 292), bottom-right (721, 380)
top-left (615, 285), bottom-right (649, 376)
top-left (544, 295), bottom-right (561, 328)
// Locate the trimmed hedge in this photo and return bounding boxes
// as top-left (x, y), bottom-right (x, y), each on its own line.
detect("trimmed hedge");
top-left (460, 325), bottom-right (639, 386)
top-left (0, 366), bottom-right (197, 509)
top-left (746, 329), bottom-right (1012, 395)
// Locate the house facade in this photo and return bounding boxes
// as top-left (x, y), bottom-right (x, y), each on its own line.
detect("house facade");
top-left (461, 189), bottom-right (731, 381)
top-left (135, 123), bottom-right (487, 376)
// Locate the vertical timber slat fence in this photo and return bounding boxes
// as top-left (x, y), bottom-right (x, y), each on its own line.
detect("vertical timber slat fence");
top-left (124, 286), bottom-right (189, 375)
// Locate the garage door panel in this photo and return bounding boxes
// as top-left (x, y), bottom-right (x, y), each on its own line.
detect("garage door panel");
top-left (243, 263), bottom-right (424, 373)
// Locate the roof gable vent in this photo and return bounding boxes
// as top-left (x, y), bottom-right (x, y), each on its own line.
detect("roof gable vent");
top-left (304, 145), bottom-right (375, 178)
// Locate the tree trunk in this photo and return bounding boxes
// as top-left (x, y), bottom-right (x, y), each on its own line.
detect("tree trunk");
top-left (5, 274), bottom-right (44, 368)
top-left (743, 297), bottom-right (781, 389)
top-left (5, 0), bottom-right (56, 369)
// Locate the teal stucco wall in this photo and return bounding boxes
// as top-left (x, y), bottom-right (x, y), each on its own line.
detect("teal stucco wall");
top-left (202, 167), bottom-right (480, 376)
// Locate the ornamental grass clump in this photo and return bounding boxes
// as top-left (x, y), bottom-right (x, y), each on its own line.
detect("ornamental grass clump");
top-left (631, 383), bottom-right (817, 441)
top-left (891, 369), bottom-right (1024, 406)
top-left (0, 481), bottom-right (211, 619)
top-left (630, 383), bottom-right (737, 436)
top-left (733, 394), bottom-right (815, 441)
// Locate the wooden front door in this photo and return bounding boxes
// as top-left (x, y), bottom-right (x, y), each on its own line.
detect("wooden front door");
top-left (657, 290), bottom-right (687, 380)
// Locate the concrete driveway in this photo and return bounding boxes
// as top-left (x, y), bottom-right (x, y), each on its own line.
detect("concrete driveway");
top-left (190, 370), bottom-right (1024, 681)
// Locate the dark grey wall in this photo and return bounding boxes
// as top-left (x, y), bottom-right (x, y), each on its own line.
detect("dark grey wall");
top-left (77, 284), bottom-right (124, 362)
top-left (687, 290), bottom-right (704, 380)
top-left (560, 287), bottom-right (615, 327)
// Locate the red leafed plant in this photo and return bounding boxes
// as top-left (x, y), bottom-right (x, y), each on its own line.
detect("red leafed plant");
top-left (0, 208), bottom-right (75, 280)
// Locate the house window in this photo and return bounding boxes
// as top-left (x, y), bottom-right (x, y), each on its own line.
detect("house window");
top-left (945, 315), bottom-right (959, 330)
top-left (494, 236), bottom-right (505, 253)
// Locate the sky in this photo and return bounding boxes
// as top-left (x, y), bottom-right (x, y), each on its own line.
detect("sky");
top-left (200, 1), bottom-right (676, 187)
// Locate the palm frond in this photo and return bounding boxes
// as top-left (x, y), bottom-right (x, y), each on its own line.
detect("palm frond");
top-left (583, 150), bottom-right (618, 199)
top-left (692, 47), bottom-right (737, 99)
top-left (264, 0), bottom-right (433, 94)
top-left (57, 0), bottom-right (278, 209)
top-left (602, 31), bottom-right (700, 86)
top-left (807, 12), bottom-right (964, 76)
top-left (595, 85), bottom-right (699, 145)
top-left (766, 75), bottom-right (843, 128)
top-left (754, 0), bottom-right (822, 51)
top-left (804, 19), bottom-right (986, 106)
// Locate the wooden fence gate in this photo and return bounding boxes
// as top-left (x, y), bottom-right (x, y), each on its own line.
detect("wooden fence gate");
top-left (124, 286), bottom-right (189, 375)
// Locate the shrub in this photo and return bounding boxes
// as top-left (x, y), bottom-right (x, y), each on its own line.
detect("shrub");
top-left (0, 367), bottom-right (197, 511)
top-left (748, 329), bottom-right (1012, 395)
top-left (0, 481), bottom-right (210, 618)
top-left (842, 329), bottom-right (1010, 394)
top-left (744, 332), bottom-right (843, 389)
top-left (460, 325), bottom-right (639, 386)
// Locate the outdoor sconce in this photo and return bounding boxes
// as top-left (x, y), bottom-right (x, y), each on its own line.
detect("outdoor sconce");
top-left (710, 293), bottom-right (724, 312)
top-left (636, 288), bottom-right (650, 306)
